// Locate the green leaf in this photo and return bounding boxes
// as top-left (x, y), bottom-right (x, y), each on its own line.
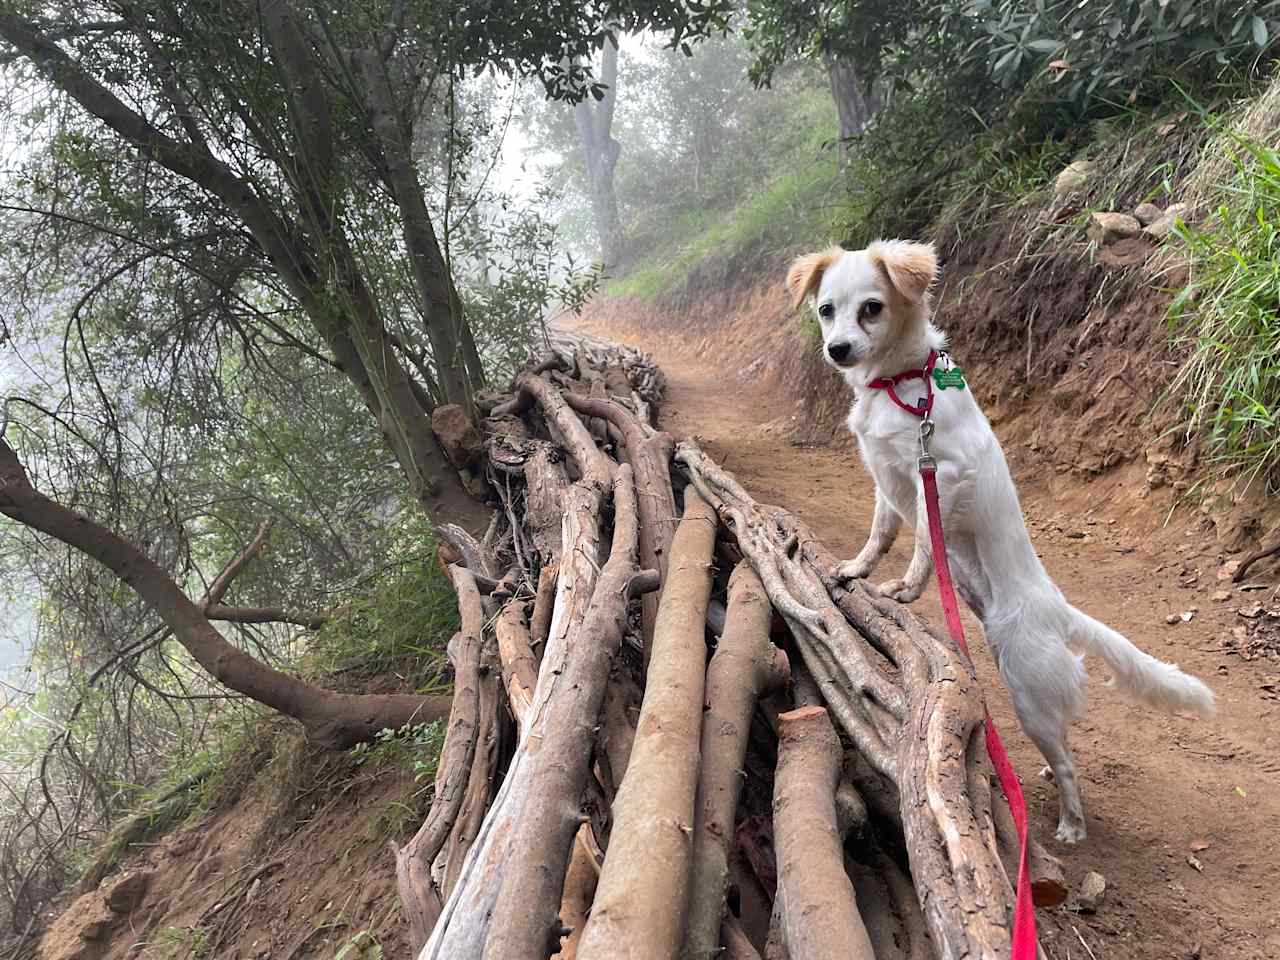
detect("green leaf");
top-left (1252, 16), bottom-right (1269, 47)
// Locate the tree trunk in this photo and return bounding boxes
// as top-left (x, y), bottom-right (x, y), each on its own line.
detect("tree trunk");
top-left (0, 8), bottom-right (489, 535)
top-left (825, 57), bottom-right (879, 158)
top-left (0, 440), bottom-right (449, 750)
top-left (574, 35), bottom-right (624, 268)
top-left (355, 48), bottom-right (479, 411)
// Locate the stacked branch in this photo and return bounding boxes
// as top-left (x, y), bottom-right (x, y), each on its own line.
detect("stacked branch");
top-left (397, 330), bottom-right (1050, 960)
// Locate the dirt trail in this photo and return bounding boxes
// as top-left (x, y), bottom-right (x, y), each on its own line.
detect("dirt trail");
top-left (573, 315), bottom-right (1280, 960)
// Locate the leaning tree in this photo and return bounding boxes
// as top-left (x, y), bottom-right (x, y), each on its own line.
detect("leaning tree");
top-left (0, 0), bottom-right (733, 742)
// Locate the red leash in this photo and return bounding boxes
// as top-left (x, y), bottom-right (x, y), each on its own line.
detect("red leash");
top-left (872, 355), bottom-right (1038, 960)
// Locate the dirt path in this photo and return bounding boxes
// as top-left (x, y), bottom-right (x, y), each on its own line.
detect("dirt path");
top-left (573, 316), bottom-right (1280, 960)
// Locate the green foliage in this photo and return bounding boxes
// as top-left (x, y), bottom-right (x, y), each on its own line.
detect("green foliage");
top-left (454, 186), bottom-right (603, 382)
top-left (349, 720), bottom-right (446, 785)
top-left (960, 0), bottom-right (1279, 113)
top-left (743, 0), bottom-right (920, 89)
top-left (1168, 132), bottom-right (1280, 489)
top-left (306, 543), bottom-right (458, 690)
top-left (335, 930), bottom-right (385, 960)
top-left (147, 925), bottom-right (211, 959)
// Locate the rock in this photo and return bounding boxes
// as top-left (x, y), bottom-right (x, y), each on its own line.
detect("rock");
top-left (1218, 560), bottom-right (1242, 581)
top-left (1076, 870), bottom-right (1107, 912)
top-left (1220, 511), bottom-right (1262, 553)
top-left (78, 916), bottom-right (110, 941)
top-left (1134, 202), bottom-right (1164, 225)
top-left (1239, 602), bottom-right (1265, 620)
top-left (1055, 159), bottom-right (1095, 195)
top-left (1212, 590), bottom-right (1232, 602)
top-left (431, 404), bottom-right (483, 468)
top-left (1088, 211), bottom-right (1142, 245)
top-left (1143, 202), bottom-right (1189, 239)
top-left (104, 870), bottom-right (151, 913)
top-left (1165, 613), bottom-right (1180, 625)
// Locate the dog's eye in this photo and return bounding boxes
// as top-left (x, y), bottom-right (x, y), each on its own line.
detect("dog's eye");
top-left (817, 303), bottom-right (835, 320)
top-left (861, 300), bottom-right (883, 320)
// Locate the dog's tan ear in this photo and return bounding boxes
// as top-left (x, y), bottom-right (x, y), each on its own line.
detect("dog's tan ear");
top-left (785, 246), bottom-right (844, 308)
top-left (869, 240), bottom-right (938, 304)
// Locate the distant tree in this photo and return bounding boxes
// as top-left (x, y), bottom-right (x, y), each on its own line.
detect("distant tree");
top-left (744, 0), bottom-right (913, 148)
top-left (575, 35), bottom-right (627, 267)
top-left (526, 28), bottom-right (756, 263)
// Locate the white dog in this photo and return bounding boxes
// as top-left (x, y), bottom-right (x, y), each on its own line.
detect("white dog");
top-left (787, 240), bottom-right (1215, 842)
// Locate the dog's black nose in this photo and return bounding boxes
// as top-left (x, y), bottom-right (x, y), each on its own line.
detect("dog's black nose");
top-left (827, 341), bottom-right (852, 363)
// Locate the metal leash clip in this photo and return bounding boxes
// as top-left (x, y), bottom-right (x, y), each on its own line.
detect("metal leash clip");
top-left (918, 417), bottom-right (935, 471)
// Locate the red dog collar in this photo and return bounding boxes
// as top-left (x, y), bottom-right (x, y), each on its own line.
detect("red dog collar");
top-left (867, 349), bottom-right (939, 417)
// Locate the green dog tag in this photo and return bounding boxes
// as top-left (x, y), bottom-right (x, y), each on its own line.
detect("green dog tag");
top-left (933, 366), bottom-right (967, 390)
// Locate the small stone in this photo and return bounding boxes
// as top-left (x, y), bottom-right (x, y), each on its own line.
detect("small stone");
top-left (78, 917), bottom-right (110, 941)
top-left (1187, 854), bottom-right (1205, 872)
top-left (1181, 610), bottom-right (1195, 622)
top-left (1055, 159), bottom-right (1095, 195)
top-left (1212, 590), bottom-right (1232, 602)
top-left (1189, 838), bottom-right (1211, 852)
top-left (431, 404), bottom-right (483, 468)
top-left (1218, 560), bottom-right (1242, 580)
top-left (1240, 582), bottom-right (1268, 592)
top-left (1166, 613), bottom-right (1180, 625)
top-left (104, 871), bottom-right (151, 913)
top-left (1143, 202), bottom-right (1189, 239)
top-left (1239, 602), bottom-right (1265, 620)
top-left (1076, 871), bottom-right (1107, 912)
top-left (1089, 211), bottom-right (1142, 244)
top-left (1134, 202), bottom-right (1164, 225)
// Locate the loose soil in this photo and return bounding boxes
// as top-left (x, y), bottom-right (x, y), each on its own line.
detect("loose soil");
top-left (567, 307), bottom-right (1280, 960)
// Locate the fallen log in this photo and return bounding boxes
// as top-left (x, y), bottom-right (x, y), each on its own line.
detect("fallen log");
top-left (772, 706), bottom-right (875, 960)
top-left (576, 487), bottom-right (718, 960)
top-left (678, 440), bottom-right (1023, 960)
top-left (685, 564), bottom-right (789, 960)
top-left (394, 564), bottom-right (485, 946)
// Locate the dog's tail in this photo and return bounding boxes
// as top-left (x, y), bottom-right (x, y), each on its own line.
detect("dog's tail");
top-left (1068, 606), bottom-right (1215, 717)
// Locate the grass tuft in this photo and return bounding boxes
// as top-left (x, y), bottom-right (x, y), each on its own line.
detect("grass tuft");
top-left (1168, 132), bottom-right (1280, 490)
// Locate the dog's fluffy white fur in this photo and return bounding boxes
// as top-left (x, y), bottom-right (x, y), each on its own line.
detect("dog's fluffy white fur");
top-left (788, 240), bottom-right (1215, 843)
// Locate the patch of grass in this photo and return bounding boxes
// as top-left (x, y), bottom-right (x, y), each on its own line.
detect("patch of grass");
top-left (76, 710), bottom-right (272, 888)
top-left (306, 550), bottom-right (458, 692)
top-left (1168, 131), bottom-right (1280, 491)
top-left (350, 719), bottom-right (445, 785)
top-left (607, 86), bottom-right (839, 301)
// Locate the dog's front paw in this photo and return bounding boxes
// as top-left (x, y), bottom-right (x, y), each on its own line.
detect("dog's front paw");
top-left (1054, 817), bottom-right (1087, 844)
top-left (836, 557), bottom-right (874, 581)
top-left (876, 578), bottom-right (923, 603)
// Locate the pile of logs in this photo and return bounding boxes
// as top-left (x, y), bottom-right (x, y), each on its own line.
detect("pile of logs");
top-left (397, 331), bottom-right (1065, 960)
